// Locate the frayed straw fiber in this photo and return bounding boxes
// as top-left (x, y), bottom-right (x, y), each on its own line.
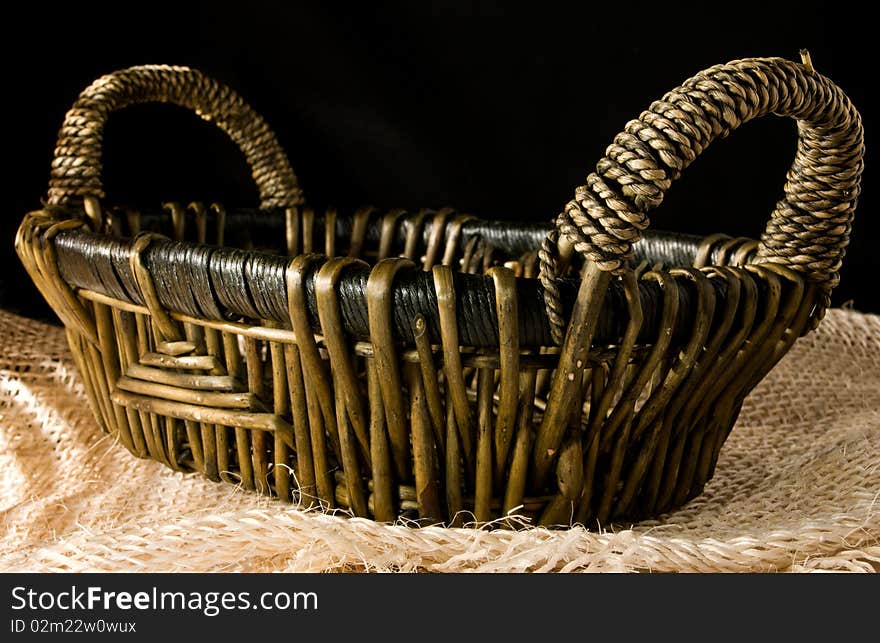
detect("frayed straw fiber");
top-left (1, 308), bottom-right (877, 572)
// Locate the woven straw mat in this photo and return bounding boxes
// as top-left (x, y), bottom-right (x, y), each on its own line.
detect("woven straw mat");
top-left (1, 308), bottom-right (877, 572)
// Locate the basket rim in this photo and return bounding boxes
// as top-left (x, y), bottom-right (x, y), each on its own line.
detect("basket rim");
top-left (32, 203), bottom-right (804, 354)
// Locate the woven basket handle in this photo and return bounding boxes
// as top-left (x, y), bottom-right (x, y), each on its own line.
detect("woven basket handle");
top-left (46, 65), bottom-right (303, 210)
top-left (540, 53), bottom-right (864, 337)
top-left (534, 54), bottom-right (864, 485)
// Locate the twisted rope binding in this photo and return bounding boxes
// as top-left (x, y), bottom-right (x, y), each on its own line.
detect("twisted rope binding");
top-left (540, 54), bottom-right (864, 340)
top-left (538, 230), bottom-right (567, 345)
top-left (47, 65), bottom-right (303, 210)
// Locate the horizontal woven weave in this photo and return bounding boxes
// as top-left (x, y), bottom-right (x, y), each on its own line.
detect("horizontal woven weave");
top-left (0, 308), bottom-right (877, 572)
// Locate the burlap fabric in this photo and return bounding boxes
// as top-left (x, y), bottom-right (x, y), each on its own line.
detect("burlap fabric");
top-left (1, 307), bottom-right (877, 572)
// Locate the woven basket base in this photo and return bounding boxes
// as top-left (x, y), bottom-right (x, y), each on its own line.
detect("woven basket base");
top-left (1, 308), bottom-right (877, 572)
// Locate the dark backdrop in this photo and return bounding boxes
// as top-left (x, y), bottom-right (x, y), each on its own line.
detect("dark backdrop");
top-left (3, 2), bottom-right (875, 321)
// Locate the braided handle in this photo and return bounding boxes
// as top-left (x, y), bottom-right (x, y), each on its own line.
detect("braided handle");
top-left (541, 54), bottom-right (864, 339)
top-left (46, 65), bottom-right (303, 209)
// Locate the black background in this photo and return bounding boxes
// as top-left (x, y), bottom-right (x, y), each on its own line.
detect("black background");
top-left (3, 1), bottom-right (876, 320)
top-left (1, 573), bottom-right (877, 636)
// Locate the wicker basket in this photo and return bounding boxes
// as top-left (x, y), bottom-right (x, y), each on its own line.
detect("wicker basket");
top-left (16, 54), bottom-right (864, 528)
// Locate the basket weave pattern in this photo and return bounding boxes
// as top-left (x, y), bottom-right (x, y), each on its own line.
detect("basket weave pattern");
top-left (16, 56), bottom-right (864, 528)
